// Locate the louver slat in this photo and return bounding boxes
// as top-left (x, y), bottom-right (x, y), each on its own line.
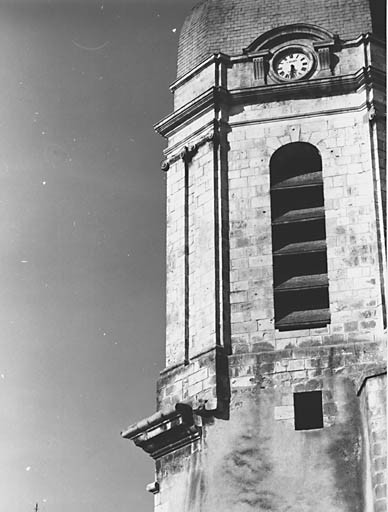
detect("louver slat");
top-left (274, 240), bottom-right (326, 256)
top-left (276, 308), bottom-right (330, 329)
top-left (270, 143), bottom-right (330, 331)
top-left (275, 274), bottom-right (328, 292)
top-left (272, 206), bottom-right (325, 225)
top-left (271, 171), bottom-right (323, 190)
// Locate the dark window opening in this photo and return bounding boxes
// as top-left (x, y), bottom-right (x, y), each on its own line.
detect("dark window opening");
top-left (270, 142), bottom-right (330, 330)
top-left (294, 391), bottom-right (323, 430)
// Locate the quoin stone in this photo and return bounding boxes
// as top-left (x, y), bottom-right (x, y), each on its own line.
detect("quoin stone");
top-left (122, 1), bottom-right (386, 511)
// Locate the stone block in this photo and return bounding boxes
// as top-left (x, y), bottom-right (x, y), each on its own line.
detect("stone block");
top-left (375, 484), bottom-right (387, 500)
top-left (188, 368), bottom-right (208, 387)
top-left (287, 359), bottom-right (306, 372)
top-left (374, 457), bottom-right (387, 472)
top-left (231, 375), bottom-right (255, 387)
top-left (188, 381), bottom-right (203, 397)
top-left (374, 501), bottom-right (387, 512)
top-left (274, 405), bottom-right (294, 420)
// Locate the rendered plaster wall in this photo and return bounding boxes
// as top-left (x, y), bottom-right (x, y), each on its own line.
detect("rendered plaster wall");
top-left (360, 374), bottom-right (387, 511)
top-left (154, 358), bottom-right (386, 512)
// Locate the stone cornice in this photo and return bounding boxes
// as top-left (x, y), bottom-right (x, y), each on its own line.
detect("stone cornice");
top-left (229, 101), bottom-right (370, 128)
top-left (121, 403), bottom-right (201, 460)
top-left (229, 66), bottom-right (384, 104)
top-left (168, 33), bottom-right (382, 92)
top-left (155, 67), bottom-right (385, 141)
top-left (230, 70), bottom-right (362, 104)
top-left (154, 86), bottom-right (229, 139)
top-left (160, 122), bottom-right (220, 172)
top-left (159, 345), bottom-right (226, 377)
top-left (341, 33), bottom-right (386, 49)
top-left (169, 53), bottom-right (231, 92)
top-left (243, 23), bottom-right (337, 54)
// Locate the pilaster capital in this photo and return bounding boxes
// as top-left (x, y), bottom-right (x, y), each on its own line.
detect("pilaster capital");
top-left (160, 127), bottom-right (218, 171)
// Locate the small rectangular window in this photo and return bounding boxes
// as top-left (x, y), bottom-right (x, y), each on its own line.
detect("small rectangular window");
top-left (294, 391), bottom-right (323, 430)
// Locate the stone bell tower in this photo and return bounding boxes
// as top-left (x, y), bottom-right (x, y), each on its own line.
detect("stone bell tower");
top-left (122, 1), bottom-right (386, 511)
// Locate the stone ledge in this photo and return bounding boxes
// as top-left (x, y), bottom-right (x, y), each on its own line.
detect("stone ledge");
top-left (121, 403), bottom-right (201, 460)
top-left (155, 67), bottom-right (384, 139)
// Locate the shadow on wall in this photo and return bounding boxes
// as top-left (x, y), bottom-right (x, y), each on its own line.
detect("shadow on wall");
top-left (326, 378), bottom-right (366, 512)
top-left (184, 444), bottom-right (206, 512)
top-left (200, 379), bottom-right (366, 512)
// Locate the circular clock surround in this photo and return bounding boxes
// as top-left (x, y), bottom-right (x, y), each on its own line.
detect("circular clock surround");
top-left (271, 46), bottom-right (316, 82)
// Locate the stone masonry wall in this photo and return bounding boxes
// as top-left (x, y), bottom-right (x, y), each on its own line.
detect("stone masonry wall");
top-left (165, 159), bottom-right (186, 366)
top-left (165, 137), bottom-right (219, 369)
top-left (227, 96), bottom-right (385, 354)
top-left (174, 43), bottom-right (366, 111)
top-left (188, 145), bottom-right (217, 359)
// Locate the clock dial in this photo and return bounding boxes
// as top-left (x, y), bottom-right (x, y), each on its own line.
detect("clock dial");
top-left (275, 51), bottom-right (313, 81)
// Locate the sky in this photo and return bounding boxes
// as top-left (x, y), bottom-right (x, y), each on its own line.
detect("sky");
top-left (0, 1), bottom-right (198, 510)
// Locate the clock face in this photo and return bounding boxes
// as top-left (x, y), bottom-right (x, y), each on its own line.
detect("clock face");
top-left (274, 51), bottom-right (313, 81)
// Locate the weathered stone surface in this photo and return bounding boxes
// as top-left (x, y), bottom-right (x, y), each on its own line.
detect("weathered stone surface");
top-left (123, 1), bottom-right (387, 511)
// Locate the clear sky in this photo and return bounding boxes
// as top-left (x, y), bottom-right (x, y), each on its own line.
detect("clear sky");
top-left (0, 1), bottom-right (197, 510)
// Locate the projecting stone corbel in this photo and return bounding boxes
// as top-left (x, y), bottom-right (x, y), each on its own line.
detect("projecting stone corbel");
top-left (160, 159), bottom-right (170, 172)
top-left (121, 403), bottom-right (201, 460)
top-left (180, 144), bottom-right (199, 164)
top-left (160, 128), bottom-right (217, 172)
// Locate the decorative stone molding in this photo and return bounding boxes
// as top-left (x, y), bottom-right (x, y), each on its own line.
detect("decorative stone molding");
top-left (251, 50), bottom-right (271, 84)
top-left (180, 144), bottom-right (199, 164)
top-left (157, 67), bottom-right (381, 144)
top-left (170, 53), bottom-right (231, 93)
top-left (121, 403), bottom-right (201, 459)
top-left (154, 86), bottom-right (229, 138)
top-left (160, 160), bottom-right (170, 172)
top-left (160, 127), bottom-right (218, 172)
top-left (230, 67), bottom-right (378, 105)
top-left (244, 23), bottom-right (336, 54)
top-left (313, 40), bottom-right (336, 76)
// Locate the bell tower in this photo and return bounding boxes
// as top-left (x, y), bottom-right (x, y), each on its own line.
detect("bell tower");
top-left (122, 1), bottom-right (386, 511)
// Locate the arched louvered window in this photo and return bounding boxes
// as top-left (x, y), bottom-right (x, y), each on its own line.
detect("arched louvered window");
top-left (270, 142), bottom-right (330, 330)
